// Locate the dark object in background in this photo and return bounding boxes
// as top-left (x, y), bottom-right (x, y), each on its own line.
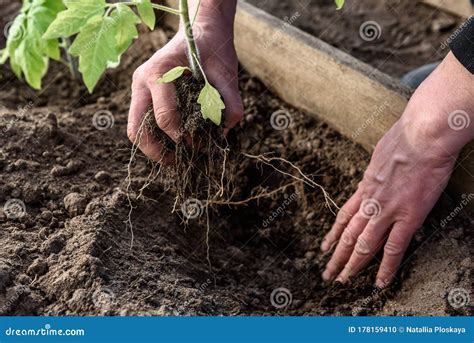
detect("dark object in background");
top-left (401, 62), bottom-right (440, 89)
top-left (449, 17), bottom-right (474, 74)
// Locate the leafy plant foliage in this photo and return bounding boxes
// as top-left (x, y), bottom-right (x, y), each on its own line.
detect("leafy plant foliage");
top-left (1, 0), bottom-right (345, 125)
top-left (2, 0), bottom-right (157, 92)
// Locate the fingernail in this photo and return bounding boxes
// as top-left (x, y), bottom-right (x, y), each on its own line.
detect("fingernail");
top-left (322, 269), bottom-right (332, 281)
top-left (321, 240), bottom-right (329, 252)
top-left (335, 274), bottom-right (346, 284)
top-left (376, 278), bottom-right (390, 288)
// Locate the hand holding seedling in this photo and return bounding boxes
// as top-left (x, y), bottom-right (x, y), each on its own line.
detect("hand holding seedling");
top-left (321, 52), bottom-right (474, 288)
top-left (127, 0), bottom-right (243, 163)
top-left (1, 0), bottom-right (242, 165)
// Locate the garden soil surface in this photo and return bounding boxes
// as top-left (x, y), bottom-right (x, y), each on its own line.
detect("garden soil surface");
top-left (249, 0), bottom-right (464, 77)
top-left (0, 5), bottom-right (472, 316)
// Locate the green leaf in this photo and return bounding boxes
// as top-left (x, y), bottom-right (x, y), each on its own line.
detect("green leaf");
top-left (43, 0), bottom-right (106, 39)
top-left (69, 15), bottom-right (119, 92)
top-left (42, 0), bottom-right (67, 13)
top-left (335, 0), bottom-right (345, 10)
top-left (197, 82), bottom-right (225, 126)
top-left (43, 39), bottom-right (60, 60)
top-left (0, 49), bottom-right (7, 64)
top-left (5, 13), bottom-right (26, 52)
top-left (2, 0), bottom-right (64, 88)
top-left (111, 4), bottom-right (141, 56)
top-left (134, 0), bottom-right (156, 30)
top-left (17, 37), bottom-right (48, 89)
top-left (28, 3), bottom-right (64, 59)
top-left (157, 66), bottom-right (190, 84)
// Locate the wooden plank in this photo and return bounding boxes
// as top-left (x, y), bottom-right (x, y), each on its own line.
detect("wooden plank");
top-left (422, 0), bottom-right (473, 17)
top-left (163, 0), bottom-right (474, 209)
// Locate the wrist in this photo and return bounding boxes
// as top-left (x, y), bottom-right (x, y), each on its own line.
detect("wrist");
top-left (401, 52), bottom-right (474, 157)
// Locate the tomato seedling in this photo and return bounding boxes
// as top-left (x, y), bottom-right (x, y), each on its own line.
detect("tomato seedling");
top-left (1, 0), bottom-right (345, 126)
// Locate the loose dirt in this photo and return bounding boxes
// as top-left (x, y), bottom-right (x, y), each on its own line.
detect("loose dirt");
top-left (0, 8), bottom-right (471, 316)
top-left (248, 0), bottom-right (464, 77)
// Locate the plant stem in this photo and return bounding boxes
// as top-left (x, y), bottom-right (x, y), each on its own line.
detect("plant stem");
top-left (106, 2), bottom-right (181, 16)
top-left (62, 38), bottom-right (79, 80)
top-left (151, 3), bottom-right (181, 15)
top-left (179, 0), bottom-right (200, 78)
top-left (191, 0), bottom-right (201, 25)
top-left (192, 52), bottom-right (208, 83)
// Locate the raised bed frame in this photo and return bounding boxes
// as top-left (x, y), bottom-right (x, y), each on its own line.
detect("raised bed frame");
top-left (422, 0), bottom-right (473, 18)
top-left (165, 0), bottom-right (474, 210)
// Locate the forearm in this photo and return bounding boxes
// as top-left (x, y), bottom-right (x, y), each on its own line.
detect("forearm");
top-left (401, 52), bottom-right (474, 157)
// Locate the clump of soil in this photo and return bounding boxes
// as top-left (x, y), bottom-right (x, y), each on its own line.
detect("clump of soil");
top-left (0, 24), bottom-right (471, 317)
top-left (133, 74), bottom-right (239, 241)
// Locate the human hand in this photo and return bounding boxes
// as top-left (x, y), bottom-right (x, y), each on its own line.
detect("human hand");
top-left (127, 0), bottom-right (243, 163)
top-left (321, 52), bottom-right (474, 288)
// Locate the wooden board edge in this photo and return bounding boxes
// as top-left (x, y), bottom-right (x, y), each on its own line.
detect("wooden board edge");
top-left (422, 0), bottom-right (473, 18)
top-left (162, 0), bottom-right (474, 211)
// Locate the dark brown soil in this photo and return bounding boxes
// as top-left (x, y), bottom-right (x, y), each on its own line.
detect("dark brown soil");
top-left (0, 9), bottom-right (472, 316)
top-left (248, 0), bottom-right (464, 77)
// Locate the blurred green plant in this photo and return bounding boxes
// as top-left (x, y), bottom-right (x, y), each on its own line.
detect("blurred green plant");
top-left (1, 0), bottom-right (345, 125)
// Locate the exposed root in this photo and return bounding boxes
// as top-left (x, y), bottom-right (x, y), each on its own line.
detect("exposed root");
top-left (124, 113), bottom-right (148, 249)
top-left (242, 152), bottom-right (339, 215)
top-left (205, 181), bottom-right (299, 206)
top-left (124, 77), bottom-right (339, 271)
top-left (125, 108), bottom-right (169, 249)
